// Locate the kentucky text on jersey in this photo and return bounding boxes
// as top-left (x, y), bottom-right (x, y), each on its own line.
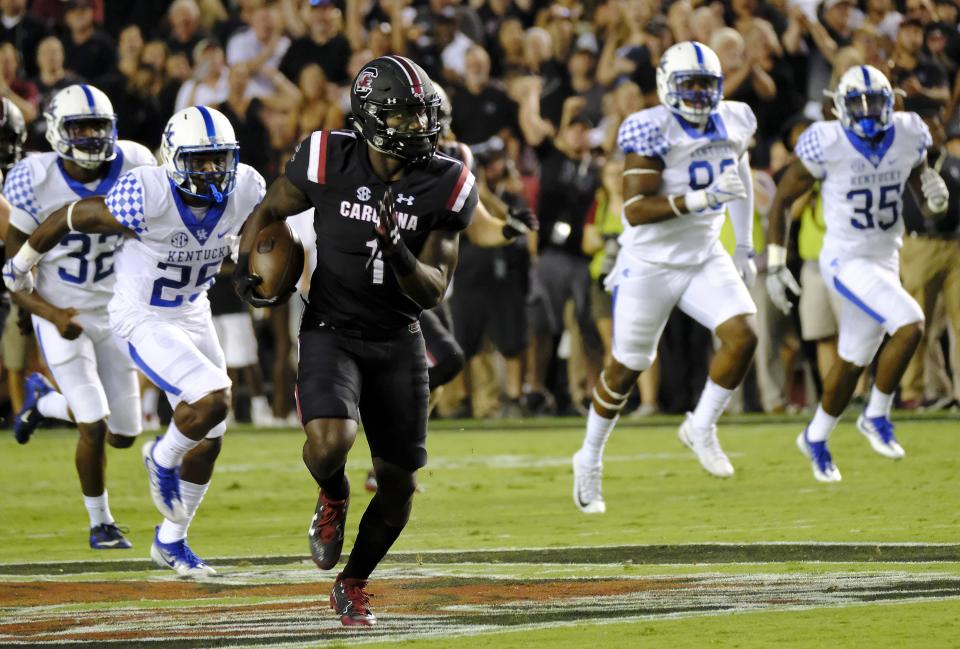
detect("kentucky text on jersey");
top-left (849, 170), bottom-right (903, 186)
top-left (339, 200), bottom-right (419, 230)
top-left (166, 245), bottom-right (231, 263)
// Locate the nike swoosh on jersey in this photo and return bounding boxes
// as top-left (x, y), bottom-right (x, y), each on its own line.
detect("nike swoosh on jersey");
top-left (217, 231), bottom-right (230, 239)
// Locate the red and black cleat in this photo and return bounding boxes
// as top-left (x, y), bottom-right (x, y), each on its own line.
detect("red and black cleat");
top-left (330, 573), bottom-right (377, 626)
top-left (308, 481), bottom-right (349, 570)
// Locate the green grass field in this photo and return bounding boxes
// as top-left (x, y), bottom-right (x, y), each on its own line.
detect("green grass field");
top-left (2, 413), bottom-right (959, 647)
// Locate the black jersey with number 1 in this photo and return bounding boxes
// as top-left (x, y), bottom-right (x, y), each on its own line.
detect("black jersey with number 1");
top-left (285, 129), bottom-right (478, 334)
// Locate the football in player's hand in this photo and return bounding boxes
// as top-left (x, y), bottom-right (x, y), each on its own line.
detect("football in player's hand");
top-left (249, 221), bottom-right (305, 302)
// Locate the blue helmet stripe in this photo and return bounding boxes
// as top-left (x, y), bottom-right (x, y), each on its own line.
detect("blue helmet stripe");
top-left (861, 66), bottom-right (871, 89)
top-left (79, 84), bottom-right (96, 111)
top-left (195, 105), bottom-right (217, 140)
top-left (693, 42), bottom-right (704, 67)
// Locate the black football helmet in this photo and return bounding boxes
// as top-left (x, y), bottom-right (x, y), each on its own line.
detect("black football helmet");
top-left (0, 97), bottom-right (26, 173)
top-left (350, 56), bottom-right (441, 164)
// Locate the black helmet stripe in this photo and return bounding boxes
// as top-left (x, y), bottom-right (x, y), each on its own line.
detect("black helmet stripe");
top-left (384, 55), bottom-right (424, 96)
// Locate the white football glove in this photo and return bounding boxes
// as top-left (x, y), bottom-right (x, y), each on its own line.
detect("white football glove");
top-left (2, 257), bottom-right (35, 293)
top-left (685, 166), bottom-right (748, 212)
top-left (921, 167), bottom-right (949, 213)
top-left (733, 245), bottom-right (757, 288)
top-left (766, 266), bottom-right (801, 315)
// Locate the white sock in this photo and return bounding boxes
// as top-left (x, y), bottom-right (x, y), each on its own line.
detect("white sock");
top-left (690, 378), bottom-right (733, 432)
top-left (578, 406), bottom-right (618, 466)
top-left (865, 386), bottom-right (894, 418)
top-left (152, 421), bottom-right (200, 469)
top-left (807, 405), bottom-right (839, 442)
top-left (251, 395), bottom-right (271, 422)
top-left (37, 391), bottom-right (71, 421)
top-left (83, 492), bottom-right (114, 527)
top-left (157, 480), bottom-right (209, 543)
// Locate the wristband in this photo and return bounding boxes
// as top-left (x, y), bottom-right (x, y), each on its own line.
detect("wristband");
top-left (66, 200), bottom-right (79, 231)
top-left (385, 243), bottom-right (418, 276)
top-left (501, 223), bottom-right (517, 241)
top-left (667, 194), bottom-right (683, 217)
top-left (12, 241), bottom-right (42, 270)
top-left (767, 243), bottom-right (787, 268)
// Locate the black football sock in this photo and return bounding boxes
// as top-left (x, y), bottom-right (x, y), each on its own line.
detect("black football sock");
top-left (340, 495), bottom-right (405, 580)
top-left (317, 465), bottom-right (349, 501)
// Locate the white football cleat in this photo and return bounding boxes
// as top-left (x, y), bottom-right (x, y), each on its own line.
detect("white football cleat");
top-left (150, 527), bottom-right (216, 578)
top-left (856, 413), bottom-right (905, 459)
top-left (572, 450), bottom-right (606, 514)
top-left (678, 413), bottom-right (734, 478)
top-left (796, 428), bottom-right (842, 482)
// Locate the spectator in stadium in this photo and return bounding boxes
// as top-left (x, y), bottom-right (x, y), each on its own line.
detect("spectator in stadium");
top-left (295, 63), bottom-right (344, 137)
top-left (491, 17), bottom-right (526, 80)
top-left (450, 136), bottom-right (531, 419)
top-left (596, 0), bottom-right (660, 106)
top-left (226, 2), bottom-right (291, 99)
top-left (519, 85), bottom-right (603, 414)
top-left (597, 79), bottom-right (643, 154)
top-left (891, 17), bottom-right (950, 105)
top-left (95, 24), bottom-right (145, 100)
top-left (689, 6), bottom-right (723, 47)
top-left (711, 28), bottom-right (776, 104)
top-left (925, 21), bottom-right (960, 79)
top-left (216, 63), bottom-right (270, 176)
top-left (26, 36), bottom-right (77, 146)
top-left (563, 45), bottom-right (604, 128)
top-left (521, 26), bottom-right (571, 128)
top-left (166, 0), bottom-right (207, 62)
top-left (61, 0), bottom-right (116, 83)
top-left (279, 0), bottom-right (350, 87)
top-left (0, 43), bottom-right (37, 124)
top-left (0, 0), bottom-right (48, 78)
top-left (783, 0), bottom-right (853, 118)
top-left (863, 0), bottom-right (903, 45)
top-left (174, 37), bottom-right (229, 113)
top-left (900, 99), bottom-right (960, 409)
top-left (450, 45), bottom-right (517, 145)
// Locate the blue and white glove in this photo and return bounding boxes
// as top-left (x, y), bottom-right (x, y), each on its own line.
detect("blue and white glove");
top-left (685, 166), bottom-right (748, 212)
top-left (921, 167), bottom-right (949, 213)
top-left (2, 244), bottom-right (40, 293)
top-left (764, 243), bottom-right (800, 315)
top-left (733, 245), bottom-right (757, 288)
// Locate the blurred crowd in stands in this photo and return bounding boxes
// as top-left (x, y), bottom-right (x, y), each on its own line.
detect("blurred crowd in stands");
top-left (1, 0), bottom-right (958, 426)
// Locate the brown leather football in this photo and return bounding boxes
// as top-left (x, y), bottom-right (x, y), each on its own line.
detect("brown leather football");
top-left (249, 221), bottom-right (305, 301)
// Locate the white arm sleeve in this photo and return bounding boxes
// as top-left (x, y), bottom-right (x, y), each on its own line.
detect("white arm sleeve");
top-left (728, 153), bottom-right (754, 248)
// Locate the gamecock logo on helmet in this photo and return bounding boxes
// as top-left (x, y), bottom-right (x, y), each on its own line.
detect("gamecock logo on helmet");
top-left (354, 68), bottom-right (378, 97)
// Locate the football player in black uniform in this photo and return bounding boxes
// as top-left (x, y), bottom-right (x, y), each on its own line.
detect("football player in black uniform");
top-left (363, 83), bottom-right (537, 491)
top-left (234, 56), bottom-right (478, 627)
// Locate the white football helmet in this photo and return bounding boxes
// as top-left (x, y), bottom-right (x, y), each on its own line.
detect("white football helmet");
top-left (830, 65), bottom-right (894, 139)
top-left (0, 97), bottom-right (26, 172)
top-left (44, 84), bottom-right (117, 169)
top-left (161, 105), bottom-right (240, 203)
top-left (656, 41), bottom-right (724, 125)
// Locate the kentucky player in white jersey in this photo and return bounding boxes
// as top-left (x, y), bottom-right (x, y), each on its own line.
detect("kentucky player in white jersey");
top-left (3, 84), bottom-right (155, 549)
top-left (5, 105), bottom-right (265, 576)
top-left (571, 42), bottom-right (759, 513)
top-left (766, 65), bottom-right (948, 482)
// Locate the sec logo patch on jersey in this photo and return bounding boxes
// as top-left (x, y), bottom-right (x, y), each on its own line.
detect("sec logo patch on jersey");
top-left (170, 232), bottom-right (189, 248)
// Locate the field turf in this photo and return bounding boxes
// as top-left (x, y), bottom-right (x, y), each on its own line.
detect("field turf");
top-left (1, 413), bottom-right (958, 647)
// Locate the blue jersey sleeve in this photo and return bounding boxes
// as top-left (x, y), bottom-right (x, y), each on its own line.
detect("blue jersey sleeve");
top-left (105, 171), bottom-right (147, 234)
top-left (795, 126), bottom-right (827, 179)
top-left (3, 161), bottom-right (41, 226)
top-left (618, 114), bottom-right (669, 159)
